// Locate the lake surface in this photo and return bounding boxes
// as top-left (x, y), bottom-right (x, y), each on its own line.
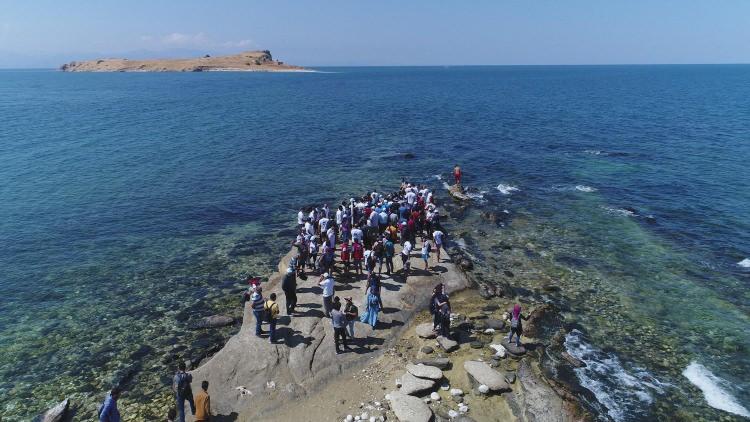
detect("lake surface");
top-left (1, 65), bottom-right (748, 420)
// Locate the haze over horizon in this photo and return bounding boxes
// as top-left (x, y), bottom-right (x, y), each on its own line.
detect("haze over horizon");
top-left (1, 0), bottom-right (749, 68)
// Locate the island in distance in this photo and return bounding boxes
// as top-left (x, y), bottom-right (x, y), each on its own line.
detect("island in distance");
top-left (60, 50), bottom-right (307, 72)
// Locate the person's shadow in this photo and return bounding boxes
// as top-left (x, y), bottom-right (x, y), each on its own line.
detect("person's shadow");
top-left (212, 412), bottom-right (239, 421)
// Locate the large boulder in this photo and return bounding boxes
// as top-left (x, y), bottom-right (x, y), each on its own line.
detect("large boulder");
top-left (463, 361), bottom-right (510, 392)
top-left (193, 315), bottom-right (235, 329)
top-left (399, 372), bottom-right (437, 396)
top-left (387, 391), bottom-right (434, 422)
top-left (406, 363), bottom-right (443, 380)
top-left (34, 398), bottom-right (70, 422)
top-left (416, 323), bottom-right (437, 339)
top-left (437, 336), bottom-right (459, 352)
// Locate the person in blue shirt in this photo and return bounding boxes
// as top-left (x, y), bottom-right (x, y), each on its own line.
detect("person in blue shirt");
top-left (99, 387), bottom-right (121, 422)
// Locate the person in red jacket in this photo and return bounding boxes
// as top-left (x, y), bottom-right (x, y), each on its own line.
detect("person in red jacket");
top-left (340, 242), bottom-right (351, 273)
top-left (352, 240), bottom-right (364, 275)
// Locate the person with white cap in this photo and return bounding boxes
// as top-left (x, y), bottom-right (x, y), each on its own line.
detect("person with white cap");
top-left (318, 272), bottom-right (335, 317)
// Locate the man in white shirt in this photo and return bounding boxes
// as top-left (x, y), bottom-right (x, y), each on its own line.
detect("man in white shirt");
top-left (351, 225), bottom-right (364, 243)
top-left (432, 229), bottom-right (445, 262)
top-left (305, 220), bottom-right (315, 238)
top-left (318, 216), bottom-right (330, 235)
top-left (318, 273), bottom-right (335, 317)
top-left (401, 240), bottom-right (413, 273)
top-left (406, 190), bottom-right (417, 207)
top-left (297, 208), bottom-right (305, 226)
top-left (368, 210), bottom-right (379, 229)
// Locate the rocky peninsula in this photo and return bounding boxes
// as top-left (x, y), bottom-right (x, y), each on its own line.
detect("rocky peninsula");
top-left (60, 50), bottom-right (307, 72)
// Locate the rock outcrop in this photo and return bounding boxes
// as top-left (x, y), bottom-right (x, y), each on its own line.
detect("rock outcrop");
top-left (406, 363), bottom-right (443, 380)
top-left (60, 50), bottom-right (306, 72)
top-left (463, 361), bottom-right (510, 392)
top-left (34, 399), bottom-right (70, 422)
top-left (386, 391), bottom-right (434, 422)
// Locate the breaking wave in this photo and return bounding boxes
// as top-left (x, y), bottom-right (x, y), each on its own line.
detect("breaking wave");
top-left (496, 183), bottom-right (519, 195)
top-left (682, 362), bottom-right (750, 418)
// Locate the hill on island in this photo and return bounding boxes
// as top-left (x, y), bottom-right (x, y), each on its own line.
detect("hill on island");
top-left (60, 50), bottom-right (306, 72)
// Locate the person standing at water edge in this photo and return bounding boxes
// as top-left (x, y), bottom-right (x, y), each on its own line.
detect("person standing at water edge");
top-left (453, 164), bottom-right (462, 185)
top-left (251, 287), bottom-right (265, 337)
top-left (508, 304), bottom-right (528, 347)
top-left (173, 362), bottom-right (195, 422)
top-left (194, 380), bottom-right (211, 422)
top-left (432, 228), bottom-right (444, 263)
top-left (281, 267), bottom-right (297, 315)
top-left (98, 387), bottom-right (121, 422)
top-left (421, 237), bottom-right (432, 270)
top-left (319, 272), bottom-right (335, 317)
top-left (265, 293), bottom-right (280, 343)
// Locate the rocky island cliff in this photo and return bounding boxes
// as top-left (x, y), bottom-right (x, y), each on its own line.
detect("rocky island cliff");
top-left (60, 50), bottom-right (307, 72)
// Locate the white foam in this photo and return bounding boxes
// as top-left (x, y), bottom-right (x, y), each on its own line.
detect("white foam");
top-left (584, 149), bottom-right (603, 156)
top-left (496, 184), bottom-right (519, 195)
top-left (683, 362), bottom-right (750, 417)
top-left (737, 258), bottom-right (750, 268)
top-left (575, 185), bottom-right (597, 193)
top-left (565, 330), bottom-right (667, 421)
top-left (601, 206), bottom-right (635, 217)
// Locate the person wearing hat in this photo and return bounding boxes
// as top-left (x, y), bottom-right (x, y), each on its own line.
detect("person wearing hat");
top-left (343, 297), bottom-right (359, 339)
top-left (250, 286), bottom-right (265, 337)
top-left (318, 273), bottom-right (335, 317)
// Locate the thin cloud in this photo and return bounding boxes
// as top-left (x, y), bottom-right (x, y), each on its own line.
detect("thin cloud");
top-left (138, 32), bottom-right (254, 50)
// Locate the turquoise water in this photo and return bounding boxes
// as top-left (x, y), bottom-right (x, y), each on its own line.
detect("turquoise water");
top-left (0, 66), bottom-right (748, 420)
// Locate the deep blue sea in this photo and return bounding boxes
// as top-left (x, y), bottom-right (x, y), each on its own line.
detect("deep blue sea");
top-left (1, 66), bottom-right (748, 420)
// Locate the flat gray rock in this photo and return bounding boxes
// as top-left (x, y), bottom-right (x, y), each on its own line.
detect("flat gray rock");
top-left (464, 360), bottom-right (509, 392)
top-left (387, 391), bottom-right (433, 422)
top-left (415, 358), bottom-right (451, 370)
top-left (406, 363), bottom-right (443, 380)
top-left (399, 372), bottom-right (437, 395)
top-left (416, 323), bottom-right (436, 339)
top-left (437, 335), bottom-right (459, 352)
top-left (501, 338), bottom-right (527, 356)
top-left (485, 319), bottom-right (505, 330)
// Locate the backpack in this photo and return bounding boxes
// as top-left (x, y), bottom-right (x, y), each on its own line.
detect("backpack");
top-left (176, 372), bottom-right (192, 398)
top-left (511, 315), bottom-right (519, 329)
top-left (264, 300), bottom-right (278, 321)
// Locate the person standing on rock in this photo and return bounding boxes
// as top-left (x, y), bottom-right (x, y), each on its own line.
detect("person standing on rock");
top-left (384, 236), bottom-right (395, 275)
top-left (251, 286), bottom-right (266, 337)
top-left (265, 293), bottom-right (280, 343)
top-left (432, 228), bottom-right (445, 263)
top-left (401, 239), bottom-right (413, 275)
top-left (173, 362), bottom-right (195, 422)
top-left (453, 164), bottom-right (462, 185)
top-left (508, 304), bottom-right (529, 347)
top-left (282, 267), bottom-right (297, 315)
top-left (344, 296), bottom-right (358, 339)
top-left (340, 242), bottom-right (351, 274)
top-left (359, 284), bottom-right (381, 328)
top-left (98, 386), bottom-right (121, 422)
top-left (194, 380), bottom-right (211, 422)
top-left (433, 285), bottom-right (451, 337)
top-left (352, 240), bottom-right (364, 275)
top-left (430, 283), bottom-right (444, 333)
top-left (319, 272), bottom-right (335, 317)
top-left (421, 237), bottom-right (433, 270)
top-left (331, 300), bottom-right (350, 354)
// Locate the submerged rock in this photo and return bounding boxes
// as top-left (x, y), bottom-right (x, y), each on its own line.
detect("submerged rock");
top-left (193, 315), bottom-right (234, 329)
top-left (34, 398), bottom-right (70, 422)
top-left (464, 361), bottom-right (510, 392)
top-left (387, 391), bottom-right (433, 422)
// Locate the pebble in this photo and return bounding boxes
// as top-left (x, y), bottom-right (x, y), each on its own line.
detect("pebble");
top-left (346, 415), bottom-right (354, 422)
top-left (369, 417), bottom-right (376, 422)
top-left (430, 392), bottom-right (440, 401)
top-left (450, 388), bottom-right (464, 396)
top-left (361, 412), bottom-right (369, 420)
top-left (448, 409), bottom-right (459, 418)
top-left (459, 404), bottom-right (469, 413)
top-left (478, 384), bottom-right (490, 394)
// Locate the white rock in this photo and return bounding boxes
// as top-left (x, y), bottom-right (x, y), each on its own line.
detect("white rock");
top-left (478, 384), bottom-right (490, 394)
top-left (406, 363), bottom-right (443, 380)
top-left (489, 343), bottom-right (506, 358)
top-left (374, 401), bottom-right (381, 407)
top-left (395, 378), bottom-right (403, 387)
top-left (430, 392), bottom-right (440, 401)
top-left (361, 412), bottom-right (368, 420)
top-left (385, 394), bottom-right (392, 401)
top-left (459, 404), bottom-right (469, 413)
top-left (369, 417), bottom-right (376, 422)
top-left (450, 388), bottom-right (464, 396)
top-left (484, 328), bottom-right (496, 334)
top-left (346, 415), bottom-right (354, 422)
top-left (355, 417), bottom-right (361, 421)
top-left (448, 409), bottom-right (459, 418)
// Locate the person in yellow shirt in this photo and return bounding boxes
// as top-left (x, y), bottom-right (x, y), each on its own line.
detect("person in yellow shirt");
top-left (194, 381), bottom-right (211, 422)
top-left (265, 293), bottom-right (280, 343)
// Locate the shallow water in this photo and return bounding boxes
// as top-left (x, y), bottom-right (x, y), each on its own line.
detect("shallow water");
top-left (1, 66), bottom-right (748, 420)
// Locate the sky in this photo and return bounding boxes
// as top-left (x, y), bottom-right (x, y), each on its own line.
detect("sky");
top-left (1, 0), bottom-right (749, 68)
